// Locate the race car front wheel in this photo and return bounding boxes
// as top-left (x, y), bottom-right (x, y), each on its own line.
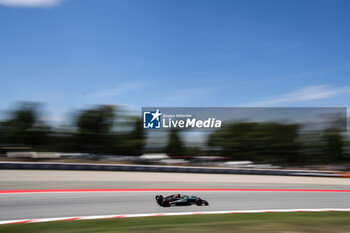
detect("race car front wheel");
top-left (195, 199), bottom-right (203, 206)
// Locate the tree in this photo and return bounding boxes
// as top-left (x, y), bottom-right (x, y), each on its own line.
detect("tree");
top-left (75, 105), bottom-right (115, 154)
top-left (1, 102), bottom-right (51, 149)
top-left (207, 122), bottom-right (300, 164)
top-left (166, 129), bottom-right (184, 156)
top-left (321, 130), bottom-right (344, 163)
top-left (129, 117), bottom-right (145, 155)
top-left (113, 117), bottom-right (145, 155)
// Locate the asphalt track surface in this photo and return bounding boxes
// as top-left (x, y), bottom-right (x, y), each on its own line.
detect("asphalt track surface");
top-left (1, 170), bottom-right (350, 221)
top-left (1, 191), bottom-right (350, 221)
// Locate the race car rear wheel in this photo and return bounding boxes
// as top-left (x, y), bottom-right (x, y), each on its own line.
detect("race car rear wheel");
top-left (162, 200), bottom-right (170, 207)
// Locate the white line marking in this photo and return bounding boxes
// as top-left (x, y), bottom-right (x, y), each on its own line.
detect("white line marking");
top-left (1, 208), bottom-right (350, 225)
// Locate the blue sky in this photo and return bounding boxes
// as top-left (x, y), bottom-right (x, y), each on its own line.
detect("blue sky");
top-left (0, 0), bottom-right (349, 123)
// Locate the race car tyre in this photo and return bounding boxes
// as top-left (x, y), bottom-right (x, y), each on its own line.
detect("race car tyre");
top-left (155, 195), bottom-right (164, 205)
top-left (162, 200), bottom-right (170, 207)
top-left (196, 199), bottom-right (203, 206)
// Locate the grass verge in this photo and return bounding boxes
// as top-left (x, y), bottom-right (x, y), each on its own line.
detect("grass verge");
top-left (1, 212), bottom-right (350, 233)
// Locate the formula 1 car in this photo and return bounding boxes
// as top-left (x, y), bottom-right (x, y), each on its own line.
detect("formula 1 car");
top-left (155, 194), bottom-right (209, 207)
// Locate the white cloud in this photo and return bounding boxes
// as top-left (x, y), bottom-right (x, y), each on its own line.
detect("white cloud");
top-left (160, 87), bottom-right (219, 105)
top-left (91, 82), bottom-right (146, 99)
top-left (0, 0), bottom-right (62, 7)
top-left (244, 85), bottom-right (350, 107)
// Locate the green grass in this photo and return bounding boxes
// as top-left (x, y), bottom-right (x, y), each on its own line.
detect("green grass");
top-left (1, 212), bottom-right (350, 233)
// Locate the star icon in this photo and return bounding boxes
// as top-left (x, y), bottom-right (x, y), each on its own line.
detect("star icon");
top-left (151, 109), bottom-right (162, 122)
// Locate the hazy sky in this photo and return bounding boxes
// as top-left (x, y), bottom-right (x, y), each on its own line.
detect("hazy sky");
top-left (0, 0), bottom-right (349, 123)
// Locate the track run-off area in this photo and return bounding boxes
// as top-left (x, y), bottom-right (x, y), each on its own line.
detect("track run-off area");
top-left (0, 170), bottom-right (350, 223)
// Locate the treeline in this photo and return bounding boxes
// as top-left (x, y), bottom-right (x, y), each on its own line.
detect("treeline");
top-left (207, 122), bottom-right (349, 165)
top-left (0, 102), bottom-right (349, 165)
top-left (0, 103), bottom-right (145, 155)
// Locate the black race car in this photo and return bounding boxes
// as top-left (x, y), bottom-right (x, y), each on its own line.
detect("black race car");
top-left (155, 194), bottom-right (209, 207)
